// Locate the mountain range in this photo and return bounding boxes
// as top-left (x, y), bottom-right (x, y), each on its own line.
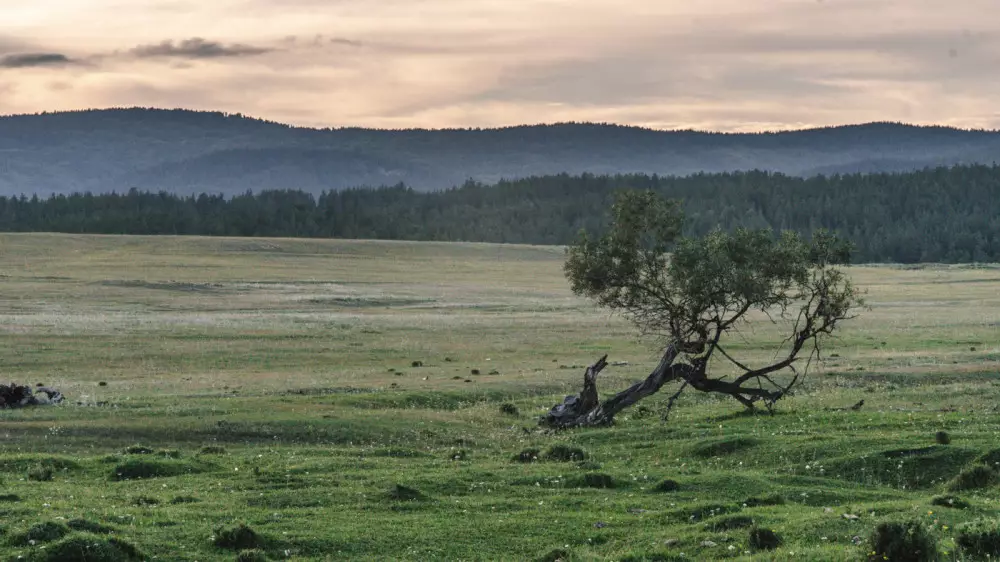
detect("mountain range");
top-left (2, 108), bottom-right (999, 196)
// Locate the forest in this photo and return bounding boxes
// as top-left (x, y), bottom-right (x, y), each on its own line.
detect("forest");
top-left (2, 164), bottom-right (998, 263)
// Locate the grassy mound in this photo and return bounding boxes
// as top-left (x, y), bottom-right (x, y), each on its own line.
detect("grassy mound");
top-left (948, 464), bottom-right (996, 491)
top-left (214, 523), bottom-right (263, 550)
top-left (956, 519), bottom-right (1000, 558)
top-left (867, 521), bottom-right (938, 562)
top-left (689, 437), bottom-right (759, 458)
top-left (28, 534), bottom-right (143, 562)
top-left (111, 458), bottom-right (210, 480)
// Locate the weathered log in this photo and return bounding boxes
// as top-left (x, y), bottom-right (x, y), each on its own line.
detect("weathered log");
top-left (0, 383), bottom-right (64, 408)
top-left (541, 344), bottom-right (698, 428)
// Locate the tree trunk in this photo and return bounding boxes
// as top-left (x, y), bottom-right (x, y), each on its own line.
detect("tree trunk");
top-left (541, 344), bottom-right (696, 428)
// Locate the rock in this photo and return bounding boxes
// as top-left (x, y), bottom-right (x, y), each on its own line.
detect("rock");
top-left (842, 513), bottom-right (860, 520)
top-left (593, 522), bottom-right (607, 529)
top-left (700, 540), bottom-right (718, 547)
top-left (664, 539), bottom-right (679, 547)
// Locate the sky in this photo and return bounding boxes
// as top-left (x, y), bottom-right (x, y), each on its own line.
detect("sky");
top-left (0, 0), bottom-right (998, 131)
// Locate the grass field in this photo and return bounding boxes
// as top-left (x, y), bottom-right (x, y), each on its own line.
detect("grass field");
top-left (1, 233), bottom-right (999, 561)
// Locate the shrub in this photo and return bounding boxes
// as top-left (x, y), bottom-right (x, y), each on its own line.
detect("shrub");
top-left (948, 464), bottom-right (996, 491)
top-left (930, 495), bottom-right (970, 509)
top-left (98, 381), bottom-right (108, 386)
top-left (28, 465), bottom-right (54, 482)
top-left (935, 431), bottom-right (951, 445)
top-left (543, 445), bottom-right (587, 462)
top-left (652, 479), bottom-right (680, 492)
top-left (580, 473), bottom-right (615, 489)
top-left (514, 448), bottom-right (541, 463)
top-left (411, 360), bottom-right (423, 368)
top-left (499, 402), bottom-right (519, 416)
top-left (749, 527), bottom-right (782, 551)
top-left (956, 519), bottom-right (1000, 558)
top-left (236, 549), bottom-right (268, 562)
top-left (867, 521), bottom-right (938, 562)
top-left (31, 534), bottom-right (144, 562)
top-left (214, 523), bottom-right (262, 550)
top-left (471, 369), bottom-right (481, 375)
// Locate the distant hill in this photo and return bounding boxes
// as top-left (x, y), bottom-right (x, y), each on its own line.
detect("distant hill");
top-left (1, 108), bottom-right (999, 196)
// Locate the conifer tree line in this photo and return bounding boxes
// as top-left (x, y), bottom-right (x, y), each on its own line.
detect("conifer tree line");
top-left (1, 164), bottom-right (998, 263)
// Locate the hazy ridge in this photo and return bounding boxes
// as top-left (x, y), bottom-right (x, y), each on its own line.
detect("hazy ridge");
top-left (2, 108), bottom-right (999, 196)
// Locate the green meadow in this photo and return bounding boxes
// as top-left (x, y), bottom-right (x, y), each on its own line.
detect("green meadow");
top-left (1, 233), bottom-right (999, 561)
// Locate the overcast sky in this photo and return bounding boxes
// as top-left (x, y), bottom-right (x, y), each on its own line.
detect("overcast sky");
top-left (1, 0), bottom-right (997, 130)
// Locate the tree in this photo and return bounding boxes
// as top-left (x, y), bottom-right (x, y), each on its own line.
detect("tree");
top-left (542, 190), bottom-right (863, 428)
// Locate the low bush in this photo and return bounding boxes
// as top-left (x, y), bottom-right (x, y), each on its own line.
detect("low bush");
top-left (749, 527), bottom-right (782, 551)
top-left (956, 519), bottom-right (1000, 558)
top-left (867, 520), bottom-right (938, 562)
top-left (948, 464), bottom-right (996, 491)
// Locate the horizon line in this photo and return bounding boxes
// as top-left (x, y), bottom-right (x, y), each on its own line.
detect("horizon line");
top-left (2, 106), bottom-right (999, 135)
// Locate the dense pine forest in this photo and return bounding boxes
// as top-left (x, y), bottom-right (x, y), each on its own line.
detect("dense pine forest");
top-left (2, 165), bottom-right (998, 263)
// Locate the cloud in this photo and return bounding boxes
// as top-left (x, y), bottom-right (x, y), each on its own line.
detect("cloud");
top-left (129, 38), bottom-right (272, 59)
top-left (0, 53), bottom-right (76, 68)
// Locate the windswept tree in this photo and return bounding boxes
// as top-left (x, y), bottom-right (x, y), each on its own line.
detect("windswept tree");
top-left (542, 190), bottom-right (863, 428)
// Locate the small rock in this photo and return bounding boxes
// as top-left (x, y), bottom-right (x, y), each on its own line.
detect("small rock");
top-left (593, 522), bottom-right (607, 529)
top-left (842, 513), bottom-right (860, 520)
top-left (852, 535), bottom-right (864, 545)
top-left (700, 540), bottom-right (718, 548)
top-left (627, 507), bottom-right (648, 514)
top-left (664, 539), bottom-right (679, 547)
top-left (824, 507), bottom-right (834, 513)
top-left (488, 369), bottom-right (500, 375)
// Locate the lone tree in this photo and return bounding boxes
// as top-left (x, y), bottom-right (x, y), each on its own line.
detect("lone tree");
top-left (542, 190), bottom-right (863, 428)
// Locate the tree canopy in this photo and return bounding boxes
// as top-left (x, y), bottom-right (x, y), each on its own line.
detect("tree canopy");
top-left (544, 190), bottom-right (863, 427)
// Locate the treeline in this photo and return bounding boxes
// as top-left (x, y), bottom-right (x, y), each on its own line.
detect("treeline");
top-left (2, 165), bottom-right (999, 263)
